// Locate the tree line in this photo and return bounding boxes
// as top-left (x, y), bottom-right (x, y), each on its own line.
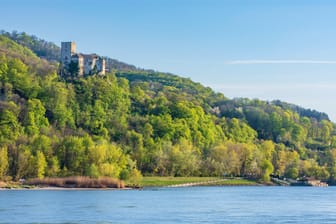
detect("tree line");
top-left (0, 34), bottom-right (336, 184)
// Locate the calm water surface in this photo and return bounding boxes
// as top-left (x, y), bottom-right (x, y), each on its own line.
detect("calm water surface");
top-left (0, 186), bottom-right (336, 223)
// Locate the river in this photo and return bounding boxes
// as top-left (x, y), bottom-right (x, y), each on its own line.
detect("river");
top-left (1, 186), bottom-right (335, 223)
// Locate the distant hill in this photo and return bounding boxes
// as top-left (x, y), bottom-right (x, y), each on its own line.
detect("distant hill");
top-left (271, 100), bottom-right (329, 121)
top-left (1, 31), bottom-right (336, 184)
top-left (0, 30), bottom-right (60, 62)
top-left (0, 34), bottom-right (56, 74)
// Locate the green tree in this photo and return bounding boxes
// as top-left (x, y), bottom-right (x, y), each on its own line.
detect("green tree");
top-left (170, 140), bottom-right (201, 176)
top-left (41, 82), bottom-right (75, 128)
top-left (88, 164), bottom-right (99, 178)
top-left (58, 136), bottom-right (85, 175)
top-left (226, 118), bottom-right (257, 143)
top-left (35, 151), bottom-right (47, 178)
top-left (46, 156), bottom-right (60, 177)
top-left (260, 159), bottom-right (274, 182)
top-left (0, 108), bottom-right (23, 144)
top-left (127, 130), bottom-right (144, 169)
top-left (89, 100), bottom-right (108, 136)
top-left (260, 140), bottom-right (275, 160)
top-left (68, 61), bottom-right (79, 77)
top-left (24, 99), bottom-right (49, 135)
top-left (0, 147), bottom-right (9, 180)
top-left (16, 148), bottom-right (35, 180)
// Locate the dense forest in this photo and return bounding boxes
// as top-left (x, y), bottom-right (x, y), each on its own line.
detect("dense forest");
top-left (1, 31), bottom-right (336, 184)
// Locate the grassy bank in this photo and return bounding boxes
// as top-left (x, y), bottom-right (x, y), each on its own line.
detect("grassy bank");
top-left (141, 177), bottom-right (258, 187)
top-left (206, 178), bottom-right (259, 186)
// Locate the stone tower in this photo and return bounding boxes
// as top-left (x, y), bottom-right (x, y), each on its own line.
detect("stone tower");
top-left (61, 42), bottom-right (76, 65)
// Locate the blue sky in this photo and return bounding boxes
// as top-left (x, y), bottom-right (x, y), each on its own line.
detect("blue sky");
top-left (2, 0), bottom-right (336, 121)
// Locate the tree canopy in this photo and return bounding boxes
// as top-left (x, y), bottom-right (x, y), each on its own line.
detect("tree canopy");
top-left (1, 32), bottom-right (336, 184)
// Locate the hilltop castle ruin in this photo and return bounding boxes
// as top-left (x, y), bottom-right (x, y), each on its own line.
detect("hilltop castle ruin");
top-left (60, 42), bottom-right (105, 76)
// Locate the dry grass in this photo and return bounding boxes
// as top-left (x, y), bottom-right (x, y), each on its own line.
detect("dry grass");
top-left (26, 176), bottom-right (125, 188)
top-left (0, 181), bottom-right (6, 188)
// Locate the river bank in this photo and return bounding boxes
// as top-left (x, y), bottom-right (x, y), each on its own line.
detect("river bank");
top-left (141, 176), bottom-right (260, 187)
top-left (1, 177), bottom-right (260, 190)
top-left (0, 176), bottom-right (125, 190)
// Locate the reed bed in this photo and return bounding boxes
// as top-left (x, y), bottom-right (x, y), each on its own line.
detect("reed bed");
top-left (26, 176), bottom-right (125, 188)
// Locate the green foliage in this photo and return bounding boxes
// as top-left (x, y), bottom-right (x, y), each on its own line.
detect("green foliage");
top-left (24, 99), bottom-right (49, 135)
top-left (261, 160), bottom-right (274, 182)
top-left (0, 147), bottom-right (9, 180)
top-left (0, 107), bottom-right (23, 144)
top-left (0, 32), bottom-right (335, 184)
top-left (0, 30), bottom-right (60, 61)
top-left (218, 98), bottom-right (334, 151)
top-left (225, 118), bottom-right (257, 143)
top-left (35, 151), bottom-right (47, 178)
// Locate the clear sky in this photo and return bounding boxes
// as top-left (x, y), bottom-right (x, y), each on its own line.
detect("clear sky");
top-left (2, 0), bottom-right (336, 121)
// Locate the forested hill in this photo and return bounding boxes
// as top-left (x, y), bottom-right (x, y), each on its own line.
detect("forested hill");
top-left (0, 30), bottom-right (151, 72)
top-left (1, 33), bottom-right (336, 185)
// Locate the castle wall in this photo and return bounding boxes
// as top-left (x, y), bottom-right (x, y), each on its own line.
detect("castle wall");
top-left (61, 41), bottom-right (105, 76)
top-left (96, 58), bottom-right (106, 75)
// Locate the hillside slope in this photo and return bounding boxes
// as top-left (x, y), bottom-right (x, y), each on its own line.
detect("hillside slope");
top-left (1, 30), bottom-right (150, 72)
top-left (0, 33), bottom-right (336, 184)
